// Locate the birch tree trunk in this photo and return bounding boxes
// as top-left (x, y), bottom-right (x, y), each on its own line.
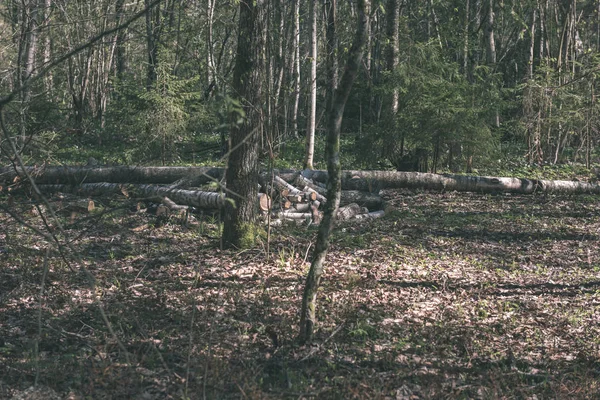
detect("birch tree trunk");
top-left (485, 0), bottom-right (499, 128)
top-left (19, 0), bottom-right (39, 146)
top-left (291, 0), bottom-right (301, 139)
top-left (485, 0), bottom-right (496, 65)
top-left (43, 0), bottom-right (53, 92)
top-left (8, 166), bottom-right (600, 196)
top-left (325, 0), bottom-right (338, 113)
top-left (304, 0), bottom-right (317, 170)
top-left (528, 8), bottom-right (537, 80)
top-left (462, 0), bottom-right (470, 77)
top-left (303, 169), bottom-right (600, 195)
top-left (299, 0), bottom-right (369, 343)
top-left (386, 0), bottom-right (400, 116)
top-left (206, 0), bottom-right (216, 94)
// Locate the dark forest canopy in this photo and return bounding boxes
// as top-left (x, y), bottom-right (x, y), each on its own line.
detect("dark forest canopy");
top-left (0, 0), bottom-right (599, 171)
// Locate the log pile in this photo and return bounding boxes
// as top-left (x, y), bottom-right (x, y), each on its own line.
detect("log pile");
top-left (265, 174), bottom-right (385, 224)
top-left (2, 166), bottom-right (387, 225)
top-left (5, 163), bottom-right (600, 226)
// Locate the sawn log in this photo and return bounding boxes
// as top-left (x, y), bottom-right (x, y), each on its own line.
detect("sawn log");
top-left (35, 182), bottom-right (270, 211)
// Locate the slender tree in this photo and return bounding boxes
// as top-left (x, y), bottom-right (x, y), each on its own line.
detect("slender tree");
top-left (386, 0), bottom-right (400, 116)
top-left (304, 0), bottom-right (317, 169)
top-left (299, 0), bottom-right (369, 343)
top-left (18, 0), bottom-right (40, 145)
top-left (206, 0), bottom-right (216, 96)
top-left (115, 0), bottom-right (127, 80)
top-left (145, 0), bottom-right (159, 90)
top-left (291, 0), bottom-right (301, 139)
top-left (385, 0), bottom-right (401, 154)
top-left (222, 0), bottom-right (266, 249)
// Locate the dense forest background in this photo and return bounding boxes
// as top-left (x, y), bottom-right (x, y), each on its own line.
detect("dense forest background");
top-left (1, 0), bottom-right (599, 174)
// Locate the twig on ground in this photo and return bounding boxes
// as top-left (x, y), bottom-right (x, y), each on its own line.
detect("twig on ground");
top-left (298, 322), bottom-right (345, 362)
top-left (34, 247), bottom-right (50, 387)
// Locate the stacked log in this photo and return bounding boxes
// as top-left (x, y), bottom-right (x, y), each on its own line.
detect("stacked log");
top-left (4, 165), bottom-right (389, 224)
top-left (266, 174), bottom-right (385, 224)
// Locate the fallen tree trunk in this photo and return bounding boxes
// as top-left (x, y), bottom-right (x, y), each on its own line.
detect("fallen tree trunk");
top-left (303, 170), bottom-right (600, 195)
top-left (339, 190), bottom-right (383, 210)
top-left (1, 165), bottom-right (301, 187)
top-left (0, 165), bottom-right (226, 185)
top-left (5, 165), bottom-right (600, 195)
top-left (35, 182), bottom-right (270, 211)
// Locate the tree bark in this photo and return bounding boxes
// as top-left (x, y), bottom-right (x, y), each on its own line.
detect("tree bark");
top-left (304, 169), bottom-right (600, 195)
top-left (291, 0), bottom-right (301, 139)
top-left (222, 0), bottom-right (266, 249)
top-left (34, 182), bottom-right (270, 211)
top-left (0, 165), bottom-right (228, 186)
top-left (385, 0), bottom-right (400, 115)
top-left (145, 0), bottom-right (159, 90)
top-left (7, 166), bottom-right (600, 196)
top-left (299, 0), bottom-right (369, 343)
top-left (304, 0), bottom-right (317, 169)
top-left (528, 8), bottom-right (537, 80)
top-left (206, 0), bottom-right (216, 94)
top-left (37, 183), bottom-right (226, 209)
top-left (485, 0), bottom-right (496, 65)
top-left (462, 0), bottom-right (470, 77)
top-left (19, 0), bottom-right (40, 146)
top-left (115, 0), bottom-right (127, 79)
top-left (324, 0), bottom-right (338, 113)
top-left (43, 0), bottom-right (53, 92)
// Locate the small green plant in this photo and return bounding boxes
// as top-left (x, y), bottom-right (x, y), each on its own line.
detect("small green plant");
top-left (348, 320), bottom-right (378, 342)
top-left (276, 246), bottom-right (297, 268)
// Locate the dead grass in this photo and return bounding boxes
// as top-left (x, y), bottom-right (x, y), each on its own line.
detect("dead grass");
top-left (1, 190), bottom-right (600, 399)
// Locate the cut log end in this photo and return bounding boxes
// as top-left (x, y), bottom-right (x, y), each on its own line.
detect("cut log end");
top-left (258, 193), bottom-right (271, 212)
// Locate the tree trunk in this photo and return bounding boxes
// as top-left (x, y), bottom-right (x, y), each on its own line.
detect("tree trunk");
top-left (303, 169), bottom-right (600, 195)
top-left (115, 0), bottom-right (127, 79)
top-left (291, 0), bottom-right (301, 139)
top-left (145, 0), bottom-right (159, 90)
top-left (34, 182), bottom-right (270, 211)
top-left (299, 0), bottom-right (369, 343)
top-left (304, 0), bottom-right (317, 169)
top-left (528, 8), bottom-right (537, 80)
top-left (324, 0), bottom-right (338, 114)
top-left (462, 0), bottom-right (470, 77)
top-left (206, 0), bottom-right (216, 94)
top-left (43, 0), bottom-right (53, 92)
top-left (222, 0), bottom-right (266, 249)
top-left (485, 0), bottom-right (496, 65)
top-left (0, 165), bottom-right (228, 186)
top-left (19, 0), bottom-right (40, 146)
top-left (385, 0), bottom-right (400, 116)
top-left (485, 0), bottom-right (499, 128)
top-left (7, 166), bottom-right (600, 196)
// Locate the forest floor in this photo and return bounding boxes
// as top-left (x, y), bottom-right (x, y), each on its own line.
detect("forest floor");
top-left (1, 189), bottom-right (600, 399)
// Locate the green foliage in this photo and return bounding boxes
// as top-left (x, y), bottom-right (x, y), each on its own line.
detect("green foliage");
top-left (360, 41), bottom-right (501, 172)
top-left (104, 67), bottom-right (216, 165)
top-left (139, 67), bottom-right (199, 164)
top-left (518, 55), bottom-right (600, 165)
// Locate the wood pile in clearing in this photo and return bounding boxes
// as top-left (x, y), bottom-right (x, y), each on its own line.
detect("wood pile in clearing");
top-left (3, 167), bottom-right (387, 225)
top-left (265, 174), bottom-right (385, 225)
